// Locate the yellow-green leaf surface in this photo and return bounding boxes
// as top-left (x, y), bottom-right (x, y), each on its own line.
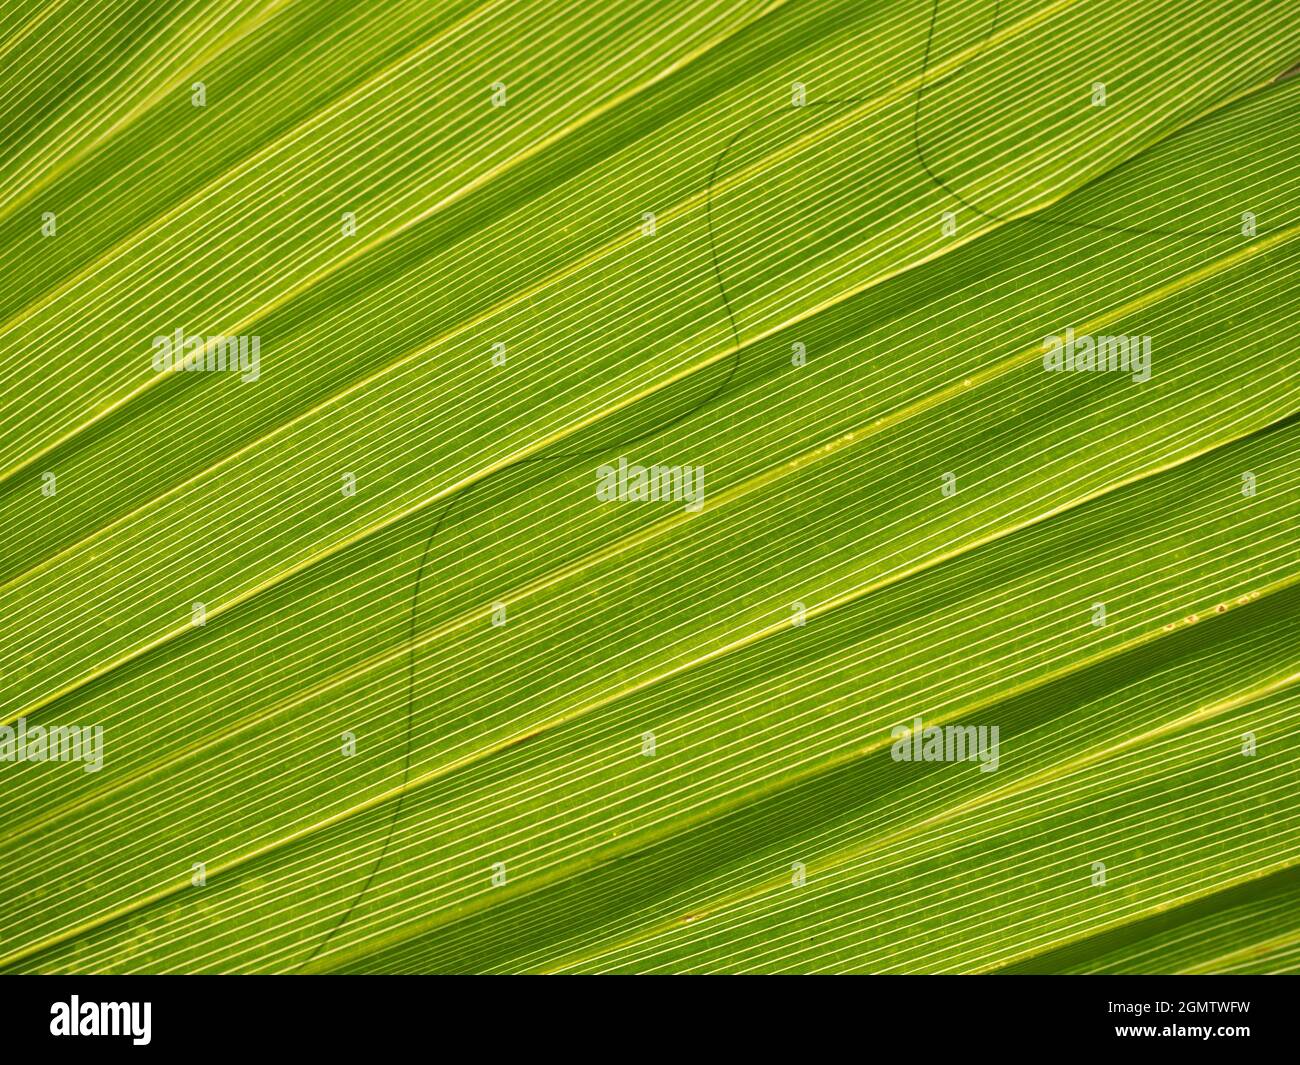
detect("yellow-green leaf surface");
top-left (0, 0), bottom-right (1297, 974)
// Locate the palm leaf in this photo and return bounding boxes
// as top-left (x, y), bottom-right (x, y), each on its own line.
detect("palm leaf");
top-left (0, 0), bottom-right (1297, 974)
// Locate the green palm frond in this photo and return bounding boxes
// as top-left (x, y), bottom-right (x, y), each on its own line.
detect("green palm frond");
top-left (0, 0), bottom-right (1297, 974)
